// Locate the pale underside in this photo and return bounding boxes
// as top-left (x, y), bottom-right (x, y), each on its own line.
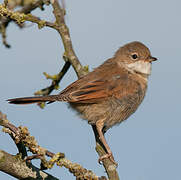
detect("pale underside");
top-left (127, 61), bottom-right (152, 76)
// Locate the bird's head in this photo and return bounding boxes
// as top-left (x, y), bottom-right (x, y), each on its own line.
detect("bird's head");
top-left (115, 41), bottom-right (157, 76)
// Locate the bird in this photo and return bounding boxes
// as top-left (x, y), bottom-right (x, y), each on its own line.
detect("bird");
top-left (7, 41), bottom-right (157, 164)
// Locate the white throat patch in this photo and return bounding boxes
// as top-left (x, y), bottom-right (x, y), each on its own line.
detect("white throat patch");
top-left (127, 61), bottom-right (152, 75)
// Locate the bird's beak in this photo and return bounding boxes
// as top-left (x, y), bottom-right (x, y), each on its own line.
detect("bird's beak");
top-left (147, 56), bottom-right (157, 62)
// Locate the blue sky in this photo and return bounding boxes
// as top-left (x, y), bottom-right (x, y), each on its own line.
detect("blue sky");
top-left (0, 0), bottom-right (181, 179)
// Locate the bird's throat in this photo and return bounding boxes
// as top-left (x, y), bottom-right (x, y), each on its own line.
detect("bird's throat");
top-left (127, 61), bottom-right (152, 76)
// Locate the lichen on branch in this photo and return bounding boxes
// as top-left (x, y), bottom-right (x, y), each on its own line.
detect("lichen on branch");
top-left (0, 111), bottom-right (102, 179)
top-left (0, 0), bottom-right (120, 179)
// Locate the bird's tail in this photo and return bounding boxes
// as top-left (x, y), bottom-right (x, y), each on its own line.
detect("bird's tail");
top-left (7, 95), bottom-right (59, 105)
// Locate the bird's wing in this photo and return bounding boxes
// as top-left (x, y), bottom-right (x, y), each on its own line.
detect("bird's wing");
top-left (60, 79), bottom-right (111, 103)
top-left (58, 62), bottom-right (141, 103)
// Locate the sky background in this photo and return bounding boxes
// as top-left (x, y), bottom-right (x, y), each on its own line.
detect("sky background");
top-left (0, 0), bottom-right (181, 179)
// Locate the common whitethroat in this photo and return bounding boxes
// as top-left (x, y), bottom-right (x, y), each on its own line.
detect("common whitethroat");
top-left (8, 41), bottom-right (157, 164)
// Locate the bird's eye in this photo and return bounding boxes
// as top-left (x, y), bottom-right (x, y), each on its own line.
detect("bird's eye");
top-left (131, 54), bottom-right (138, 60)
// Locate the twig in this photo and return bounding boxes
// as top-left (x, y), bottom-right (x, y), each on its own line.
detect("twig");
top-left (3, 121), bottom-right (27, 158)
top-left (34, 61), bottom-right (71, 108)
top-left (0, 20), bottom-right (10, 47)
top-left (0, 0), bottom-right (51, 47)
top-left (0, 111), bottom-right (65, 161)
top-left (51, 0), bottom-right (88, 78)
top-left (50, 1), bottom-right (120, 179)
top-left (18, 0), bottom-right (50, 13)
top-left (0, 1), bottom-right (120, 178)
top-left (35, 61), bottom-right (71, 95)
top-left (0, 111), bottom-right (104, 179)
top-left (92, 126), bottom-right (120, 180)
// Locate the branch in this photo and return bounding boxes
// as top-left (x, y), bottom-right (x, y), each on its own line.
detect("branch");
top-left (34, 60), bottom-right (71, 108)
top-left (0, 0), bottom-right (87, 90)
top-left (0, 0), bottom-right (51, 47)
top-left (50, 1), bottom-right (120, 179)
top-left (92, 126), bottom-right (119, 180)
top-left (35, 61), bottom-right (71, 96)
top-left (0, 4), bottom-right (52, 27)
top-left (0, 111), bottom-right (104, 179)
top-left (0, 1), bottom-right (87, 77)
top-left (51, 0), bottom-right (88, 78)
top-left (0, 1), bottom-right (120, 178)
top-left (1, 0), bottom-right (50, 24)
top-left (0, 150), bottom-right (58, 180)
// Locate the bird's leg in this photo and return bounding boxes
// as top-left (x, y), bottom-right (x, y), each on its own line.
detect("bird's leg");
top-left (96, 119), bottom-right (117, 165)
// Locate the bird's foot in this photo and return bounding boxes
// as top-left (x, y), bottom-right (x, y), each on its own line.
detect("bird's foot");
top-left (98, 152), bottom-right (118, 166)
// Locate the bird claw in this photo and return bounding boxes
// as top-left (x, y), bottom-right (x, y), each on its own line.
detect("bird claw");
top-left (98, 153), bottom-right (118, 167)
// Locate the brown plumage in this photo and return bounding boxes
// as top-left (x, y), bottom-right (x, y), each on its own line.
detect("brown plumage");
top-left (8, 41), bottom-right (157, 164)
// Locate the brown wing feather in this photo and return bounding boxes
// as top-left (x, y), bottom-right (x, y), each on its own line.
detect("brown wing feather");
top-left (57, 59), bottom-right (140, 103)
top-left (8, 58), bottom-right (143, 105)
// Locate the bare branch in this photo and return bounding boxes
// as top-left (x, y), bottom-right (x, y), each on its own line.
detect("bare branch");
top-left (51, 0), bottom-right (88, 78)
